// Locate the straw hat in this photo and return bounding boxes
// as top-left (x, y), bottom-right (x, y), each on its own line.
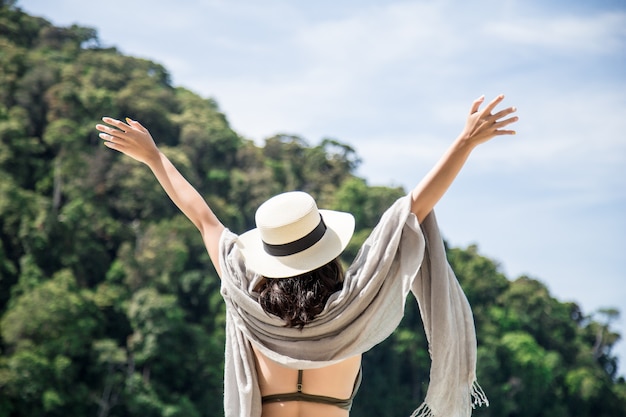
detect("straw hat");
top-left (237, 191), bottom-right (355, 278)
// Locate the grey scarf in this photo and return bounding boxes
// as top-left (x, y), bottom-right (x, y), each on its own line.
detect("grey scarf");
top-left (219, 195), bottom-right (487, 416)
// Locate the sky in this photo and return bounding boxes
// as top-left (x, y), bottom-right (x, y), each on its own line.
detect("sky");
top-left (17, 0), bottom-right (626, 371)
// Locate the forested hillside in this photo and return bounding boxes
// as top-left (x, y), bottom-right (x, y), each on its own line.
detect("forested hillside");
top-left (1, 2), bottom-right (625, 416)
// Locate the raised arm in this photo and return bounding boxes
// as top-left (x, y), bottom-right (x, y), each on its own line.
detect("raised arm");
top-left (95, 118), bottom-right (225, 275)
top-left (410, 94), bottom-right (518, 221)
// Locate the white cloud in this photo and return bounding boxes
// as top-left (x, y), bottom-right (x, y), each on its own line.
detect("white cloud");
top-left (484, 11), bottom-right (626, 54)
top-left (295, 2), bottom-right (454, 68)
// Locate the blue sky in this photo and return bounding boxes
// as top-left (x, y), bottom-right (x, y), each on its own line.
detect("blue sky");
top-left (17, 0), bottom-right (626, 371)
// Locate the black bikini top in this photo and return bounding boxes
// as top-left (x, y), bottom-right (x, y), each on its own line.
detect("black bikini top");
top-left (261, 367), bottom-right (362, 411)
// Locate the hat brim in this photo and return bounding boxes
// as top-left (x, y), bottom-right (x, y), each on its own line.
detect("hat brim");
top-left (237, 209), bottom-right (355, 278)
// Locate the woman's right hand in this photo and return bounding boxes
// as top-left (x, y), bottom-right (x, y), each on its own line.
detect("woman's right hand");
top-left (95, 117), bottom-right (160, 165)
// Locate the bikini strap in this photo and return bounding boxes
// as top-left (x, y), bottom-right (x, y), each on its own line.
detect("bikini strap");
top-left (261, 367), bottom-right (362, 412)
top-left (297, 369), bottom-right (303, 393)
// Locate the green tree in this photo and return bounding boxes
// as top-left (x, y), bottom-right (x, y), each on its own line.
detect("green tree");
top-left (1, 270), bottom-right (101, 416)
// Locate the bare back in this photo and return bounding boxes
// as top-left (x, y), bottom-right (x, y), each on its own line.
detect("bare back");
top-left (252, 346), bottom-right (362, 417)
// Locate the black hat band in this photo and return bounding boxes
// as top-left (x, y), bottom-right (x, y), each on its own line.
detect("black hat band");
top-left (262, 216), bottom-right (327, 257)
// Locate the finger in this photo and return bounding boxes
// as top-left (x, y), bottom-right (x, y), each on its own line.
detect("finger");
top-left (102, 117), bottom-right (131, 132)
top-left (99, 132), bottom-right (114, 143)
top-left (95, 123), bottom-right (110, 133)
top-left (493, 115), bottom-right (519, 129)
top-left (96, 125), bottom-right (125, 138)
top-left (494, 129), bottom-right (516, 136)
top-left (99, 132), bottom-right (127, 145)
top-left (96, 123), bottom-right (117, 133)
top-left (469, 95), bottom-right (485, 115)
top-left (492, 106), bottom-right (517, 121)
top-left (126, 117), bottom-right (148, 133)
top-left (103, 140), bottom-right (125, 151)
top-left (481, 94), bottom-right (505, 117)
top-left (103, 137), bottom-right (130, 152)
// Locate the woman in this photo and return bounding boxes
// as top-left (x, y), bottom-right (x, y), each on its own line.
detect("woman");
top-left (96, 94), bottom-right (517, 417)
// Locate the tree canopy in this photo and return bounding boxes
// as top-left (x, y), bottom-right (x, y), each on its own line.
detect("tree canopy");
top-left (0, 3), bottom-right (624, 416)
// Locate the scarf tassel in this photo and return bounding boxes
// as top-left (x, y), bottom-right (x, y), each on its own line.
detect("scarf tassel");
top-left (471, 380), bottom-right (489, 409)
top-left (410, 402), bottom-right (434, 417)
top-left (409, 381), bottom-right (489, 417)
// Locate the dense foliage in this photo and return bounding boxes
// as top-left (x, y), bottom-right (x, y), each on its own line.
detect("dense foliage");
top-left (1, 2), bottom-right (625, 416)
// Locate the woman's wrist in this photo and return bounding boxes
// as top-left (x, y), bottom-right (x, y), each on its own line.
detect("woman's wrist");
top-left (144, 148), bottom-right (163, 168)
top-left (453, 134), bottom-right (478, 155)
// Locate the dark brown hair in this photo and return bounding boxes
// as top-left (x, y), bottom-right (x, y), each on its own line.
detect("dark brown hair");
top-left (258, 258), bottom-right (344, 329)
